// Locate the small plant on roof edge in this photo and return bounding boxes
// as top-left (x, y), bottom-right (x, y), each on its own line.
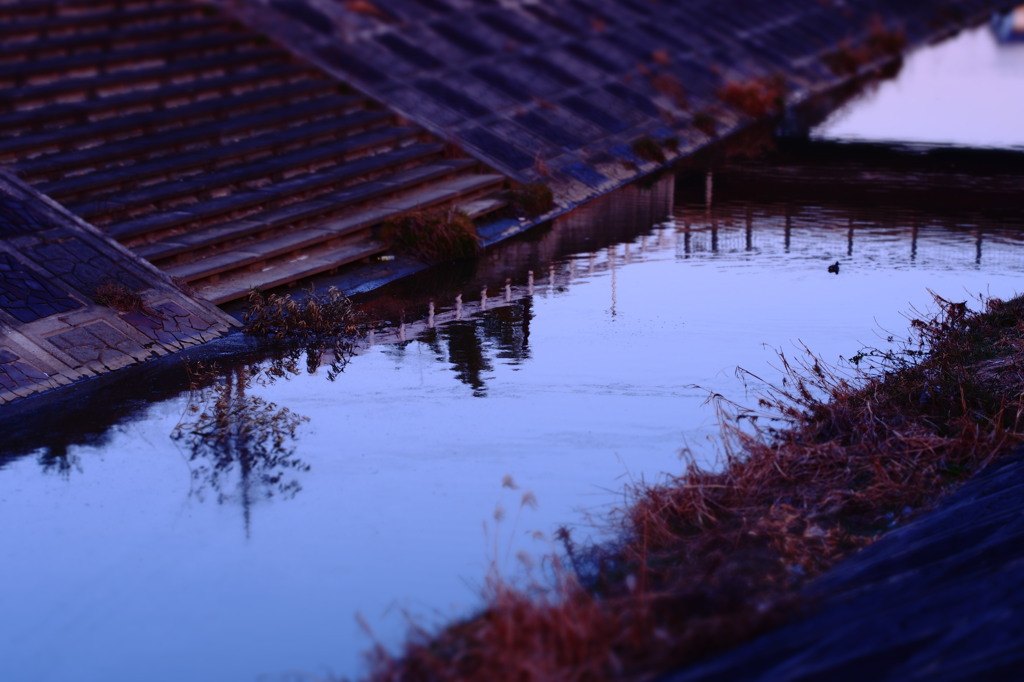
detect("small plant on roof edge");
top-left (717, 74), bottom-right (787, 119)
top-left (506, 182), bottom-right (555, 217)
top-left (822, 18), bottom-right (906, 76)
top-left (631, 136), bottom-right (667, 164)
top-left (692, 110), bottom-right (719, 137)
top-left (380, 206), bottom-right (480, 262)
top-left (92, 279), bottom-right (144, 312)
top-left (243, 285), bottom-right (360, 341)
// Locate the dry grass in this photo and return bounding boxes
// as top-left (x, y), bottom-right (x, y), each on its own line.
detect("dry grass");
top-left (380, 207), bottom-right (480, 262)
top-left (692, 110), bottom-right (719, 137)
top-left (649, 72), bottom-right (688, 110)
top-left (92, 279), bottom-right (144, 312)
top-left (823, 18), bottom-right (906, 76)
top-left (506, 182), bottom-right (555, 217)
top-left (716, 75), bottom-right (787, 119)
top-left (354, 293), bottom-right (1024, 682)
top-left (630, 136), bottom-right (666, 164)
top-left (244, 285), bottom-right (360, 341)
top-left (243, 286), bottom-right (362, 379)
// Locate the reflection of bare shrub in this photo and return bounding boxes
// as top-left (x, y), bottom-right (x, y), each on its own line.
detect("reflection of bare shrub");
top-left (92, 279), bottom-right (144, 312)
top-left (381, 207), bottom-right (480, 262)
top-left (173, 365), bottom-right (310, 508)
top-left (717, 75), bottom-right (786, 119)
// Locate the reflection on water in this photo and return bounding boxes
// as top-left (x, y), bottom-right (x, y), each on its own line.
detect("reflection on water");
top-left (672, 200), bottom-right (1024, 270)
top-left (172, 364), bottom-right (310, 536)
top-left (36, 444), bottom-right (82, 478)
top-left (2, 147), bottom-right (1024, 682)
top-left (816, 22), bottom-right (1024, 148)
top-left (412, 299), bottom-right (533, 397)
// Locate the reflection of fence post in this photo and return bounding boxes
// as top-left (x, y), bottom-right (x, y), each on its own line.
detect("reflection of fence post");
top-left (481, 286), bottom-right (488, 311)
top-left (428, 300), bottom-right (435, 328)
top-left (528, 270), bottom-right (534, 296)
top-left (705, 170), bottom-right (713, 207)
top-left (455, 294), bottom-right (463, 320)
top-left (505, 278), bottom-right (512, 303)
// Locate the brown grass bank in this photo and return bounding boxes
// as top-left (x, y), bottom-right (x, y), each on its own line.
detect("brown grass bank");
top-left (351, 293), bottom-right (1024, 682)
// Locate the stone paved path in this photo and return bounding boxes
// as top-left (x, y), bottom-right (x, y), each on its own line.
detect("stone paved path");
top-left (0, 171), bottom-right (235, 405)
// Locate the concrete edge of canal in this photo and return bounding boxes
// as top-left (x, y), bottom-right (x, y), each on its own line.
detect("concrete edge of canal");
top-left (0, 0), bottom-right (1018, 404)
top-left (0, 170), bottom-right (236, 406)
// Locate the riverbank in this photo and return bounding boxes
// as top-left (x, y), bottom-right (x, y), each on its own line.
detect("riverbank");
top-left (357, 292), bottom-right (1024, 681)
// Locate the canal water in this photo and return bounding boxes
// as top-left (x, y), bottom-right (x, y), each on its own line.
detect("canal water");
top-left (2, 20), bottom-right (1024, 682)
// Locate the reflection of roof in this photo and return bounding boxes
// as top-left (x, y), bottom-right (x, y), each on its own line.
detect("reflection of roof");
top-left (991, 7), bottom-right (1024, 42)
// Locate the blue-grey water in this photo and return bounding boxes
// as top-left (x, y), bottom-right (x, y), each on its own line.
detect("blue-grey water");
top-left (2, 20), bottom-right (1024, 682)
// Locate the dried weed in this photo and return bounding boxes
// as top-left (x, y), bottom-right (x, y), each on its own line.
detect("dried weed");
top-left (380, 207), bottom-right (480, 262)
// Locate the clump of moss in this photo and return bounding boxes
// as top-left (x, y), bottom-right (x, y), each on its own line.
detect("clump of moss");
top-left (717, 74), bottom-right (787, 119)
top-left (506, 182), bottom-right (555, 218)
top-left (630, 136), bottom-right (667, 164)
top-left (380, 207), bottom-right (480, 262)
top-left (92, 279), bottom-right (144, 312)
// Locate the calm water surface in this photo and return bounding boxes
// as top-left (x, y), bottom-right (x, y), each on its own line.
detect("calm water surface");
top-left (817, 22), bottom-right (1024, 148)
top-left (3, 21), bottom-right (1024, 682)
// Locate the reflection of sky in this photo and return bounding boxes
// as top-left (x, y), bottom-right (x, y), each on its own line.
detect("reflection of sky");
top-left (816, 23), bottom-right (1024, 148)
top-left (3, 197), bottom-right (1023, 682)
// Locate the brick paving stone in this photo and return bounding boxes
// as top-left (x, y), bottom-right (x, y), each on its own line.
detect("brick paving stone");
top-left (0, 252), bottom-right (82, 323)
top-left (0, 172), bottom-right (235, 405)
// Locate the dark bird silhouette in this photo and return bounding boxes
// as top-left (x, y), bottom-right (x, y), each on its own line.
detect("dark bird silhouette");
top-left (828, 261), bottom-right (840, 274)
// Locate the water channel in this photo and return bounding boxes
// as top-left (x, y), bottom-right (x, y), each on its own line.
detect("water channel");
top-left (2, 19), bottom-right (1023, 682)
